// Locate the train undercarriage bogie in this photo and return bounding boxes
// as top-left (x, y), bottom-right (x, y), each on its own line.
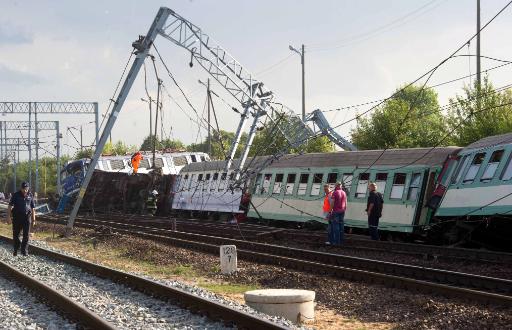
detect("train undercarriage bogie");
top-left (426, 216), bottom-right (512, 251)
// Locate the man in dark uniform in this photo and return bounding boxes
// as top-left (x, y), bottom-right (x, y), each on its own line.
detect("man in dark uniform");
top-left (366, 182), bottom-right (383, 241)
top-left (7, 182), bottom-right (36, 256)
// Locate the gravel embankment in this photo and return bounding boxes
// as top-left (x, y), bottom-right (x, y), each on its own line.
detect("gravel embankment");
top-left (0, 241), bottom-right (299, 330)
top-left (0, 270), bottom-right (76, 330)
top-left (109, 233), bottom-right (512, 330)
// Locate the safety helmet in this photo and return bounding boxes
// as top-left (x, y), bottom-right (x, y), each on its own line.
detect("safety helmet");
top-left (151, 190), bottom-right (158, 195)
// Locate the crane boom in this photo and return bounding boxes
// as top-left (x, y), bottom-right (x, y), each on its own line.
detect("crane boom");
top-left (66, 7), bottom-right (315, 231)
top-left (306, 109), bottom-right (357, 151)
top-left (157, 10), bottom-right (313, 174)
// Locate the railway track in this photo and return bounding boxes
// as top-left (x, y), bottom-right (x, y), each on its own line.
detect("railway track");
top-left (38, 215), bottom-right (512, 307)
top-left (77, 212), bottom-right (512, 264)
top-left (0, 235), bottom-right (289, 330)
top-left (0, 256), bottom-right (115, 329)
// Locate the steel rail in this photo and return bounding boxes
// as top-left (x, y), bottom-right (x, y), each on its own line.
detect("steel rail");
top-left (281, 231), bottom-right (512, 264)
top-left (0, 235), bottom-right (289, 330)
top-left (40, 216), bottom-right (512, 294)
top-left (36, 217), bottom-right (512, 306)
top-left (77, 212), bottom-right (512, 264)
top-left (0, 258), bottom-right (116, 329)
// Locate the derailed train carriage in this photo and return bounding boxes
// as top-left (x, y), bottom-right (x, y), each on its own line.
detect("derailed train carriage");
top-left (247, 147), bottom-right (461, 233)
top-left (173, 133), bottom-right (512, 248)
top-left (57, 152), bottom-right (208, 214)
top-left (431, 133), bottom-right (512, 248)
top-left (173, 148), bottom-right (462, 231)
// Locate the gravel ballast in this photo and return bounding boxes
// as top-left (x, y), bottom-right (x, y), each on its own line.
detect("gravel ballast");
top-left (19, 222), bottom-right (512, 329)
top-left (0, 241), bottom-right (298, 329)
top-left (0, 270), bottom-right (76, 330)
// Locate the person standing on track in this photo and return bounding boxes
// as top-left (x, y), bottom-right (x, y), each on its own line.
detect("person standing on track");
top-left (7, 181), bottom-right (36, 256)
top-left (322, 184), bottom-right (333, 244)
top-left (329, 182), bottom-right (347, 245)
top-left (366, 182), bottom-right (384, 240)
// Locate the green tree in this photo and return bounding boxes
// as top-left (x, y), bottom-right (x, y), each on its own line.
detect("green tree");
top-left (0, 155), bottom-right (70, 196)
top-left (74, 148), bottom-right (93, 159)
top-left (140, 135), bottom-right (163, 151)
top-left (447, 76), bottom-right (512, 146)
top-left (351, 84), bottom-right (448, 150)
top-left (187, 130), bottom-right (247, 160)
top-left (161, 139), bottom-right (185, 151)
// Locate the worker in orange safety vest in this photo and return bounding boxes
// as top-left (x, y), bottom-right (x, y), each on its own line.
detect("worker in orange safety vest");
top-left (131, 152), bottom-right (143, 174)
top-left (323, 184), bottom-right (333, 244)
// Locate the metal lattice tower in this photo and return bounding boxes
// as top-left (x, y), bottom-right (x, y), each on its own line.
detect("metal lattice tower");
top-left (0, 102), bottom-right (98, 193)
top-left (0, 121), bottom-right (61, 194)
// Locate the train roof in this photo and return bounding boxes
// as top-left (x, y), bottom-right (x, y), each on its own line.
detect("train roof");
top-left (180, 147), bottom-right (461, 173)
top-left (464, 132), bottom-right (512, 150)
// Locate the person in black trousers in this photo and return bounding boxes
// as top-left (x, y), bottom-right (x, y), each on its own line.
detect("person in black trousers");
top-left (7, 182), bottom-right (36, 256)
top-left (366, 182), bottom-right (383, 240)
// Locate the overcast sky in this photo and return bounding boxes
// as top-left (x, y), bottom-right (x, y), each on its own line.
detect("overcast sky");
top-left (1, 0), bottom-right (511, 158)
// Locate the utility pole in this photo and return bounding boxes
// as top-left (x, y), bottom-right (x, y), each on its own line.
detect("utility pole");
top-left (80, 125), bottom-right (83, 151)
top-left (35, 103), bottom-right (39, 197)
top-left (476, 0), bottom-right (481, 90)
top-left (207, 78), bottom-right (212, 155)
top-left (289, 44), bottom-right (306, 121)
top-left (28, 103), bottom-right (32, 188)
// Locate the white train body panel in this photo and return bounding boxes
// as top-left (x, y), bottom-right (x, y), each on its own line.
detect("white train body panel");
top-left (172, 161), bottom-right (244, 214)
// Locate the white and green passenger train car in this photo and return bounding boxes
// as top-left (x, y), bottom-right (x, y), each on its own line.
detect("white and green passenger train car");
top-left (437, 133), bottom-right (512, 217)
top-left (248, 148), bottom-right (461, 233)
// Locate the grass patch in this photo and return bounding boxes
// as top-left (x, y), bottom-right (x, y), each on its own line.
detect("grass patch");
top-left (199, 282), bottom-right (259, 295)
top-left (171, 264), bottom-right (196, 276)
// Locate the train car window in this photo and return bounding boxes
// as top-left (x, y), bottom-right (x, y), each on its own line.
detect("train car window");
top-left (501, 153), bottom-right (512, 180)
top-left (273, 174), bottom-right (284, 194)
top-left (327, 173), bottom-right (338, 191)
top-left (311, 173), bottom-right (323, 196)
top-left (375, 173), bottom-right (388, 194)
top-left (154, 158), bottom-right (164, 168)
top-left (451, 155), bottom-right (469, 184)
top-left (463, 152), bottom-right (486, 183)
top-left (390, 173), bottom-right (406, 199)
top-left (298, 174), bottom-right (309, 195)
top-left (356, 173), bottom-right (370, 198)
top-left (407, 173), bottom-right (421, 201)
top-left (200, 155), bottom-right (206, 162)
top-left (203, 173), bottom-right (211, 191)
top-left (110, 159), bottom-right (124, 170)
top-left (342, 173), bottom-right (353, 193)
top-left (173, 156), bottom-right (187, 167)
top-left (262, 173), bottom-right (272, 194)
top-left (182, 174), bottom-right (189, 191)
top-left (211, 173), bottom-right (219, 191)
top-left (191, 155), bottom-right (197, 163)
top-left (139, 159), bottom-right (150, 169)
top-left (481, 150), bottom-right (504, 182)
top-left (254, 174), bottom-right (263, 194)
top-left (229, 173), bottom-right (235, 181)
top-left (218, 172), bottom-right (228, 192)
top-left (285, 174), bottom-right (296, 195)
top-left (189, 174), bottom-right (196, 190)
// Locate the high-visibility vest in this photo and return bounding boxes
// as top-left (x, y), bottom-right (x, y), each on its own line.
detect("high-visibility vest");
top-left (323, 192), bottom-right (332, 212)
